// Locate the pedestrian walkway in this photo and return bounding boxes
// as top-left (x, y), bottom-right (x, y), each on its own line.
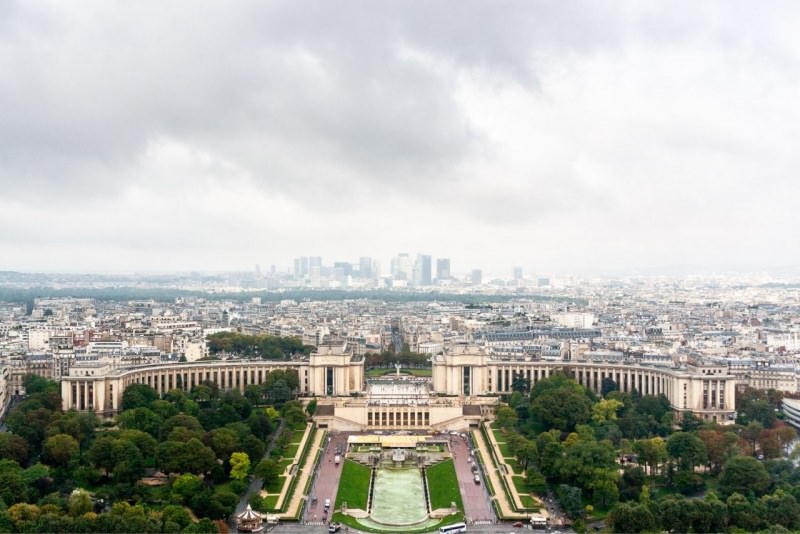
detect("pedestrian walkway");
top-left (471, 423), bottom-right (545, 521)
top-left (277, 425), bottom-right (325, 519)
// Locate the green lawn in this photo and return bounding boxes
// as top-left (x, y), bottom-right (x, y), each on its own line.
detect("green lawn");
top-left (504, 457), bottom-right (522, 474)
top-left (264, 475), bottom-right (286, 494)
top-left (492, 428), bottom-right (507, 444)
top-left (512, 475), bottom-right (529, 495)
top-left (283, 442), bottom-right (300, 459)
top-left (277, 458), bottom-right (293, 473)
top-left (497, 440), bottom-right (513, 458)
top-left (335, 459), bottom-right (371, 510)
top-left (427, 459), bottom-right (463, 511)
top-left (263, 495), bottom-right (280, 510)
top-left (291, 429), bottom-right (306, 442)
top-left (519, 494), bottom-right (539, 510)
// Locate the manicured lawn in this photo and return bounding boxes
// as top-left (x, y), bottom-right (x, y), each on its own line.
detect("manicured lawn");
top-left (512, 475), bottom-right (529, 494)
top-left (291, 429), bottom-right (306, 442)
top-left (335, 459), bottom-right (371, 510)
top-left (263, 495), bottom-right (279, 510)
top-left (427, 459), bottom-right (463, 511)
top-left (519, 494), bottom-right (539, 510)
top-left (265, 475), bottom-right (286, 494)
top-left (283, 442), bottom-right (300, 459)
top-left (492, 428), bottom-right (507, 444)
top-left (504, 458), bottom-right (521, 474)
top-left (497, 440), bottom-right (513, 458)
top-left (277, 458), bottom-right (293, 473)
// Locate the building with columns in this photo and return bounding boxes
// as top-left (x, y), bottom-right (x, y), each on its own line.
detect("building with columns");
top-left (62, 342), bottom-right (737, 427)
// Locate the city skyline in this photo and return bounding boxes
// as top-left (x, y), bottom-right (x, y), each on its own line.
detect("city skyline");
top-left (2, 2), bottom-right (800, 275)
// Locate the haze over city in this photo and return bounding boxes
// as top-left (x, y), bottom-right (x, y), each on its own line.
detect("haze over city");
top-left (2, 2), bottom-right (799, 277)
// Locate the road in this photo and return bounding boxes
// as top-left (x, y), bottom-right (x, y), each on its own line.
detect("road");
top-left (450, 433), bottom-right (495, 523)
top-left (306, 431), bottom-right (350, 524)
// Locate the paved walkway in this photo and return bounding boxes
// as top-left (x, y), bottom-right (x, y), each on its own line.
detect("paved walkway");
top-left (306, 432), bottom-right (350, 523)
top-left (472, 423), bottom-right (545, 521)
top-left (278, 425), bottom-right (325, 519)
top-left (450, 433), bottom-right (495, 523)
top-left (273, 423), bottom-right (314, 510)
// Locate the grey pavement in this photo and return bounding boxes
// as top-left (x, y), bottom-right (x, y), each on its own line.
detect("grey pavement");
top-left (450, 433), bottom-right (495, 523)
top-left (306, 431), bottom-right (349, 523)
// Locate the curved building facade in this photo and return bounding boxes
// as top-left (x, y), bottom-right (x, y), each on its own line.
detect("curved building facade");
top-left (62, 344), bottom-right (736, 426)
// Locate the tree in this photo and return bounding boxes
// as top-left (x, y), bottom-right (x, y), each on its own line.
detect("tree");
top-left (254, 459), bottom-right (280, 486)
top-left (759, 428), bottom-right (783, 459)
top-left (161, 505), bottom-right (192, 530)
top-left (68, 489), bottom-right (93, 517)
top-left (666, 432), bottom-right (707, 471)
top-left (171, 474), bottom-right (203, 503)
top-left (121, 384), bottom-right (158, 411)
top-left (699, 429), bottom-right (742, 474)
top-left (607, 502), bottom-right (656, 533)
top-left (88, 435), bottom-right (117, 477)
top-left (757, 489), bottom-right (800, 530)
top-left (495, 405), bottom-right (518, 431)
top-left (161, 414), bottom-right (204, 440)
top-left (601, 377), bottom-right (618, 397)
top-left (112, 440), bottom-right (144, 484)
top-left (680, 411), bottom-right (702, 432)
top-left (556, 484), bottom-right (585, 520)
top-left (777, 425), bottom-right (797, 454)
top-left (559, 440), bottom-right (616, 488)
top-left (208, 428), bottom-right (240, 462)
top-left (525, 468), bottom-right (547, 495)
top-left (230, 452), bottom-right (250, 480)
top-left (632, 437), bottom-right (667, 476)
top-left (741, 421), bottom-right (764, 456)
top-left (283, 404), bottom-right (307, 430)
top-left (306, 398), bottom-right (317, 416)
top-left (719, 456), bottom-right (771, 497)
top-left (42, 434), bottom-right (79, 468)
top-left (117, 407), bottom-right (164, 437)
top-left (592, 398), bottom-right (623, 423)
top-left (0, 434), bottom-right (29, 466)
top-left (183, 438), bottom-right (217, 475)
top-left (532, 387), bottom-right (592, 432)
top-left (118, 429), bottom-right (157, 460)
top-left (727, 492), bottom-right (762, 531)
top-left (588, 468), bottom-right (620, 508)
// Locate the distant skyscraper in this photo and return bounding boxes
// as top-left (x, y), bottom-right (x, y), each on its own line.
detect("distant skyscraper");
top-left (359, 257), bottom-right (373, 279)
top-left (513, 266), bottom-right (523, 280)
top-left (309, 256), bottom-right (323, 269)
top-left (415, 254), bottom-right (432, 286)
top-left (391, 253), bottom-right (412, 280)
top-left (333, 262), bottom-right (353, 277)
top-left (294, 257), bottom-right (310, 278)
top-left (436, 258), bottom-right (451, 281)
top-left (471, 269), bottom-right (482, 285)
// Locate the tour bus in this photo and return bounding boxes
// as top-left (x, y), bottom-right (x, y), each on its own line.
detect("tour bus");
top-left (439, 522), bottom-right (467, 533)
top-left (530, 514), bottom-right (548, 528)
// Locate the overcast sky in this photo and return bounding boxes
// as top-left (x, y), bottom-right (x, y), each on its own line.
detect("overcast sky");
top-left (2, 1), bottom-right (799, 278)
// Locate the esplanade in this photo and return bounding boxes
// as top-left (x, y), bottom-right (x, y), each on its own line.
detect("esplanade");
top-left (61, 343), bottom-right (736, 427)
